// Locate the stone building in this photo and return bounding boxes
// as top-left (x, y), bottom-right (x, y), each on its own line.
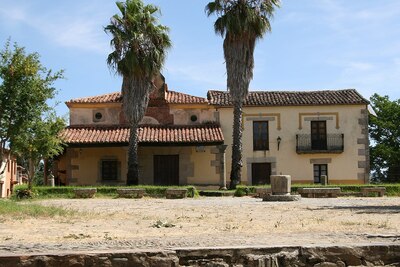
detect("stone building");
top-left (57, 79), bottom-right (370, 187)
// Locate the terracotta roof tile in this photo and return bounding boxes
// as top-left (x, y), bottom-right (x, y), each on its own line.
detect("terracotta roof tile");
top-left (207, 89), bottom-right (369, 106)
top-left (61, 124), bottom-right (224, 145)
top-left (67, 91), bottom-right (206, 105)
top-left (165, 91), bottom-right (206, 104)
top-left (67, 92), bottom-right (122, 104)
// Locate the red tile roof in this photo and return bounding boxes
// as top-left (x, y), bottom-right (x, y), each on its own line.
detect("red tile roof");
top-left (165, 91), bottom-right (206, 104)
top-left (67, 92), bottom-right (122, 104)
top-left (207, 89), bottom-right (369, 106)
top-left (67, 91), bottom-right (206, 105)
top-left (61, 124), bottom-right (224, 145)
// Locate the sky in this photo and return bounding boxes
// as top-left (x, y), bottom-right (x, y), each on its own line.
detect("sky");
top-left (0, 0), bottom-right (399, 117)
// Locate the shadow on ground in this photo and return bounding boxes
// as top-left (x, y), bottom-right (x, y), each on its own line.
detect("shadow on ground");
top-left (309, 205), bottom-right (400, 214)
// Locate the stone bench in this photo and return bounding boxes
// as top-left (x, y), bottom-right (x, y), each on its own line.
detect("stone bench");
top-left (116, 188), bottom-right (145, 198)
top-left (255, 188), bottom-right (272, 198)
top-left (165, 188), bottom-right (187, 199)
top-left (73, 188), bottom-right (97, 198)
top-left (361, 187), bottom-right (386, 197)
top-left (298, 187), bottom-right (341, 198)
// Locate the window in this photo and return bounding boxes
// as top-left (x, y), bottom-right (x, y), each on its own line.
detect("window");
top-left (253, 121), bottom-right (269, 150)
top-left (101, 160), bottom-right (118, 181)
top-left (190, 115), bottom-right (198, 122)
top-left (313, 164), bottom-right (327, 183)
top-left (93, 110), bottom-right (105, 122)
top-left (95, 112), bottom-right (103, 120)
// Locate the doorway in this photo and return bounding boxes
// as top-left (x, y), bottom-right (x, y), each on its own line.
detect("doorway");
top-left (311, 121), bottom-right (327, 150)
top-left (153, 155), bottom-right (179, 185)
top-left (251, 163), bottom-right (271, 185)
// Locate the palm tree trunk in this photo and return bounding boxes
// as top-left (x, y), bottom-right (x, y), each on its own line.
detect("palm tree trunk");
top-left (230, 99), bottom-right (243, 189)
top-left (127, 122), bottom-right (139, 185)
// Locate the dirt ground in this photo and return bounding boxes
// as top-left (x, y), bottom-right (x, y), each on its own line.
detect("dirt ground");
top-left (0, 196), bottom-right (399, 254)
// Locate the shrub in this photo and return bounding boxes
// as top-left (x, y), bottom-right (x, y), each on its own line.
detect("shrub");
top-left (234, 184), bottom-right (400, 197)
top-left (14, 185), bottom-right (35, 199)
top-left (12, 185), bottom-right (198, 199)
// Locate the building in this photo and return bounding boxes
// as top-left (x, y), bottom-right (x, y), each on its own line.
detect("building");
top-left (0, 151), bottom-right (19, 198)
top-left (208, 89), bottom-right (370, 185)
top-left (57, 80), bottom-right (370, 187)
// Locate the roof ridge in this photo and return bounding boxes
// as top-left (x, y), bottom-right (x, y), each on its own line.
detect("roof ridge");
top-left (209, 88), bottom-right (357, 93)
top-left (67, 123), bottom-right (221, 129)
top-left (207, 89), bottom-right (369, 106)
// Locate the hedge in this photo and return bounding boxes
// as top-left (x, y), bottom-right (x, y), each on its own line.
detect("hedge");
top-left (235, 184), bottom-right (400, 197)
top-left (12, 185), bottom-right (198, 199)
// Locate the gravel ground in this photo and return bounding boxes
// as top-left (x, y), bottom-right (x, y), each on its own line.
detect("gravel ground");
top-left (0, 196), bottom-right (399, 254)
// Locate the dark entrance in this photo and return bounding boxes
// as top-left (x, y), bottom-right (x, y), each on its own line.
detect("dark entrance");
top-left (313, 164), bottom-right (328, 183)
top-left (311, 121), bottom-right (327, 150)
top-left (153, 155), bottom-right (179, 185)
top-left (251, 163), bottom-right (271, 185)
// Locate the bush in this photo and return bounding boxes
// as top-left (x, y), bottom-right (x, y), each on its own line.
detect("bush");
top-left (12, 185), bottom-right (198, 199)
top-left (234, 184), bottom-right (400, 197)
top-left (13, 185), bottom-right (35, 199)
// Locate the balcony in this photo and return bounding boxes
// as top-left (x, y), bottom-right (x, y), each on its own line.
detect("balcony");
top-left (296, 134), bottom-right (344, 154)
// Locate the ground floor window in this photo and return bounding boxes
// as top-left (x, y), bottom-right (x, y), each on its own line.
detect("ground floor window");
top-left (313, 164), bottom-right (327, 183)
top-left (101, 160), bottom-right (118, 181)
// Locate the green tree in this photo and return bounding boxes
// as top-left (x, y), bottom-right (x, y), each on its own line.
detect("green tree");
top-left (13, 112), bottom-right (66, 189)
top-left (0, 40), bottom-right (65, 188)
top-left (206, 0), bottom-right (280, 188)
top-left (369, 93), bottom-right (400, 182)
top-left (105, 0), bottom-right (171, 185)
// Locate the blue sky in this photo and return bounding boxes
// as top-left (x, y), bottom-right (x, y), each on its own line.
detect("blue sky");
top-left (0, 0), bottom-right (399, 117)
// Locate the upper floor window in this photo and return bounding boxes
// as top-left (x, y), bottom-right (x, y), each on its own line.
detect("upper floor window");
top-left (93, 109), bottom-right (105, 123)
top-left (253, 121), bottom-right (269, 151)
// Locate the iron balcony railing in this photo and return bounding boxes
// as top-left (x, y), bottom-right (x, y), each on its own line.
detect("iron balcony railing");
top-left (296, 134), bottom-right (344, 153)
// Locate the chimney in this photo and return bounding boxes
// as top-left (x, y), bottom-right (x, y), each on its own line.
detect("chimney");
top-left (152, 73), bottom-right (167, 99)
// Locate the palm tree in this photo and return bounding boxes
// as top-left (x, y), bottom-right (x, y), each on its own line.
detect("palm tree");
top-left (105, 0), bottom-right (171, 185)
top-left (206, 0), bottom-right (280, 189)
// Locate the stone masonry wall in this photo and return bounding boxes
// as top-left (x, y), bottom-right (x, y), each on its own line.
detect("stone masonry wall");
top-left (0, 245), bottom-right (399, 267)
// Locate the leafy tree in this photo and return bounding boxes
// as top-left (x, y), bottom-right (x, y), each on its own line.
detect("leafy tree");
top-left (0, 40), bottom-right (65, 188)
top-left (206, 0), bottom-right (280, 188)
top-left (369, 93), bottom-right (400, 182)
top-left (105, 0), bottom-right (171, 185)
top-left (13, 112), bottom-right (66, 189)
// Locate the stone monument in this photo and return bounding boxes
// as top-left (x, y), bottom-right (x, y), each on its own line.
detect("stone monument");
top-left (263, 175), bottom-right (301, 201)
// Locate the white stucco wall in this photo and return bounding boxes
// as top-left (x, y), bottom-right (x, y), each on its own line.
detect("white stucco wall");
top-left (218, 104), bottom-right (368, 185)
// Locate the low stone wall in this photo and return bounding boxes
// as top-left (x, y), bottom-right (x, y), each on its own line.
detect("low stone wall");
top-left (0, 245), bottom-right (399, 266)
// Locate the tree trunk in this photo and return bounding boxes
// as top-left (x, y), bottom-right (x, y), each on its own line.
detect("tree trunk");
top-left (229, 99), bottom-right (243, 189)
top-left (126, 123), bottom-right (139, 185)
top-left (28, 157), bottom-right (34, 190)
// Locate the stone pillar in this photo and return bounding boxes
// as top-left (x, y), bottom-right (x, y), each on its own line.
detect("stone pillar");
top-left (218, 145), bottom-right (228, 190)
top-left (48, 173), bottom-right (55, 187)
top-left (270, 175), bottom-right (291, 195)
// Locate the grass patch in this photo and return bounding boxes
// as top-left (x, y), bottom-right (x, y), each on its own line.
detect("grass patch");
top-left (0, 199), bottom-right (76, 219)
top-left (12, 185), bottom-right (199, 199)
